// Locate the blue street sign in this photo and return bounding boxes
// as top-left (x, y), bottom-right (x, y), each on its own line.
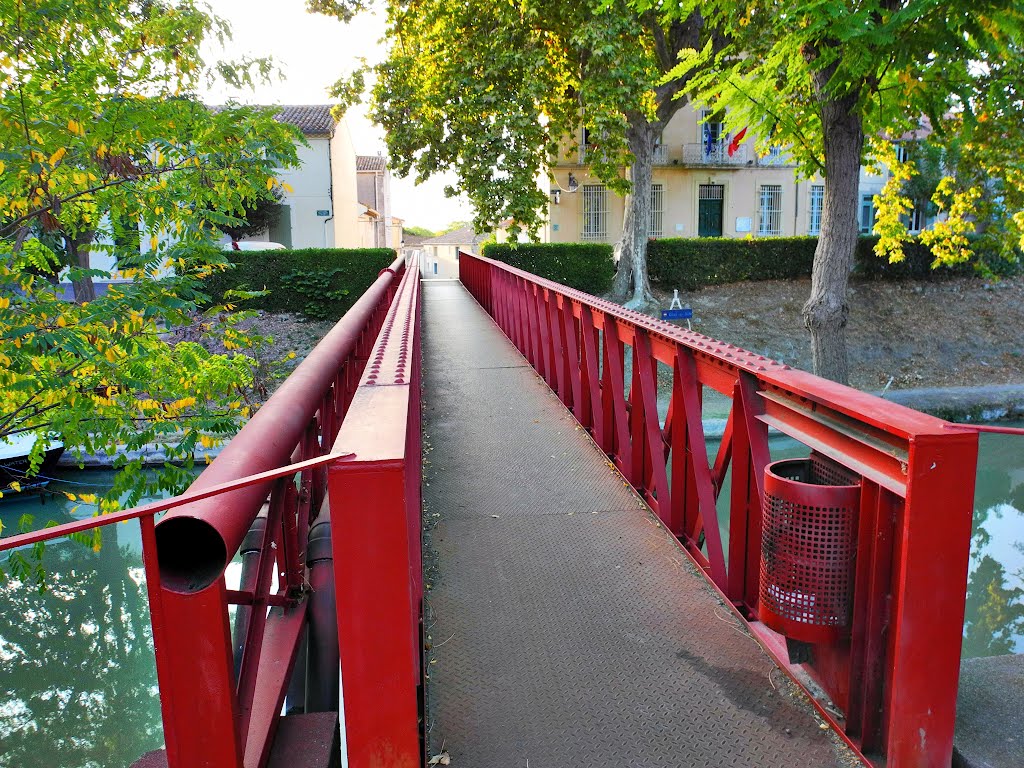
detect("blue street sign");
top-left (661, 308), bottom-right (693, 321)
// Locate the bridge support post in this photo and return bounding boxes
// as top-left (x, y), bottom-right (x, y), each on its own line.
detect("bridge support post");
top-left (328, 458), bottom-right (420, 768)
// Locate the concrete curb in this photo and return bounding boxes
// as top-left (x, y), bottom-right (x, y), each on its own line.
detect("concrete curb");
top-left (58, 442), bottom-right (224, 469)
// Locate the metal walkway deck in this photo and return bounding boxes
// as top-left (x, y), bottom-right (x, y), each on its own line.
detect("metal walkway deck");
top-left (421, 280), bottom-right (855, 767)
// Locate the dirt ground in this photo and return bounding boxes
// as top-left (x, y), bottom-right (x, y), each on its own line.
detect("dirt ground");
top-left (653, 275), bottom-right (1024, 392)
top-left (221, 275), bottom-right (1024, 399)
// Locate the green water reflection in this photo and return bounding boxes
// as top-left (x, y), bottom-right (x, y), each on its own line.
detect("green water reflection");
top-left (963, 430), bottom-right (1024, 658)
top-left (0, 427), bottom-right (1022, 763)
top-left (0, 472), bottom-right (165, 768)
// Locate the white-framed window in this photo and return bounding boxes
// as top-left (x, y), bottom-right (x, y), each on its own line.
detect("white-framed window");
top-left (860, 194), bottom-right (877, 234)
top-left (808, 184), bottom-right (824, 235)
top-left (581, 184), bottom-right (608, 240)
top-left (649, 184), bottom-right (664, 239)
top-left (894, 142), bottom-right (910, 163)
top-left (699, 109), bottom-right (726, 143)
top-left (904, 202), bottom-right (928, 232)
top-left (699, 108), bottom-right (727, 161)
top-left (758, 184), bottom-right (783, 236)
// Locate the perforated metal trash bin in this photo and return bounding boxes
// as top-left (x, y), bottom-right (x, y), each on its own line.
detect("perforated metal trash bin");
top-left (759, 454), bottom-right (860, 644)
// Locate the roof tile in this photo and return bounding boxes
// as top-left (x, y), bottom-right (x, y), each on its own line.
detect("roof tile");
top-left (357, 155), bottom-right (388, 172)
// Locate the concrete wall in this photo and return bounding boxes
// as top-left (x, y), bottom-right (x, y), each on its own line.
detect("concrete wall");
top-left (356, 165), bottom-right (394, 248)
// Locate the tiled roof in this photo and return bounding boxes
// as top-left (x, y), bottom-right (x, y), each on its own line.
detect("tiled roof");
top-left (420, 226), bottom-right (488, 246)
top-left (209, 104), bottom-right (337, 136)
top-left (357, 155), bottom-right (387, 172)
top-left (270, 105), bottom-right (336, 136)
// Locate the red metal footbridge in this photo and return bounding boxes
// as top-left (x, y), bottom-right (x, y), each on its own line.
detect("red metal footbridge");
top-left (1, 252), bottom-right (981, 767)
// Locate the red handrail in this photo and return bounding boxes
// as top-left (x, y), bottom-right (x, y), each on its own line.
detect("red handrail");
top-left (2, 253), bottom-right (409, 768)
top-left (327, 260), bottom-right (424, 767)
top-left (459, 250), bottom-right (978, 768)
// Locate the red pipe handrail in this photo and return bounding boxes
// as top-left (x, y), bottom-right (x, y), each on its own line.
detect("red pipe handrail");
top-left (156, 253), bottom-right (406, 593)
top-left (2, 252), bottom-right (410, 768)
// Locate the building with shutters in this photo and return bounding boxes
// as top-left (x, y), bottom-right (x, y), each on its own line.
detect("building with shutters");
top-left (544, 104), bottom-right (928, 244)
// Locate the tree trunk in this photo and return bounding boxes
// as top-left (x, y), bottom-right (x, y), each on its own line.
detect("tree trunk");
top-left (611, 121), bottom-right (659, 309)
top-left (803, 99), bottom-right (864, 384)
top-left (66, 232), bottom-right (96, 304)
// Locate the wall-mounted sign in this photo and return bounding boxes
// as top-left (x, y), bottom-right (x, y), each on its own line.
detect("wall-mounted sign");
top-left (736, 217), bottom-right (752, 232)
top-left (317, 210), bottom-right (331, 217)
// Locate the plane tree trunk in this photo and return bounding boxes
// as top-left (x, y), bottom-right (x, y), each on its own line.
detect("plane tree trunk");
top-left (803, 95), bottom-right (864, 384)
top-left (611, 121), bottom-right (660, 309)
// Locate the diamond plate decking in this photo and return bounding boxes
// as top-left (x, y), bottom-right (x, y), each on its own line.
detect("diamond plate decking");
top-left (421, 280), bottom-right (857, 767)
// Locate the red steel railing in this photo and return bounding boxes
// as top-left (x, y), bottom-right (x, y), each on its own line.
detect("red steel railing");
top-left (0, 254), bottom-right (412, 768)
top-left (460, 250), bottom-right (979, 768)
top-left (328, 260), bottom-right (423, 767)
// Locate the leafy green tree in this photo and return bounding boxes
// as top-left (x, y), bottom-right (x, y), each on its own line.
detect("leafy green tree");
top-left (403, 225), bottom-right (436, 238)
top-left (0, 1), bottom-right (301, 526)
top-left (659, 0), bottom-right (1024, 382)
top-left (220, 187), bottom-right (285, 241)
top-left (963, 552), bottom-right (1024, 657)
top-left (312, 0), bottom-right (724, 307)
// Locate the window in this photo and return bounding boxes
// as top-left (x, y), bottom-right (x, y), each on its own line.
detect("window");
top-left (904, 202), bottom-right (928, 232)
top-left (700, 109), bottom-right (726, 144)
top-left (808, 185), bottom-right (824, 235)
top-left (699, 109), bottom-right (726, 159)
top-left (860, 194), bottom-right (876, 234)
top-left (894, 142), bottom-right (910, 163)
top-left (653, 133), bottom-right (668, 164)
top-left (758, 185), bottom-right (783, 236)
top-left (581, 185), bottom-right (607, 240)
top-left (649, 184), bottom-right (664, 239)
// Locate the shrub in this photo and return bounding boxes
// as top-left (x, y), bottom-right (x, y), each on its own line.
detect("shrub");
top-left (481, 242), bottom-right (615, 294)
top-left (647, 236), bottom-right (1017, 290)
top-left (203, 247), bottom-right (395, 319)
top-left (647, 237), bottom-right (816, 290)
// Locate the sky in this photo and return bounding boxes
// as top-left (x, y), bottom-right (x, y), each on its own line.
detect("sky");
top-left (200, 0), bottom-right (473, 232)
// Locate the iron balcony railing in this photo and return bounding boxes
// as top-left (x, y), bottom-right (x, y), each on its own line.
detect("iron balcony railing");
top-left (683, 141), bottom-right (749, 165)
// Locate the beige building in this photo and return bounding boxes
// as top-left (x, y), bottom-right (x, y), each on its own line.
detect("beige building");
top-left (356, 155), bottom-right (403, 250)
top-left (546, 105), bottom-right (925, 243)
top-left (416, 227), bottom-right (488, 279)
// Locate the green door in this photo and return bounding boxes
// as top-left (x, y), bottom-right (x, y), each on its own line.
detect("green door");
top-left (698, 186), bottom-right (724, 237)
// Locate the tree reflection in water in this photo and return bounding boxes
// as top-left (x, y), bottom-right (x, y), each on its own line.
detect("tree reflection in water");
top-left (962, 439), bottom-right (1024, 659)
top-left (0, 523), bottom-right (163, 767)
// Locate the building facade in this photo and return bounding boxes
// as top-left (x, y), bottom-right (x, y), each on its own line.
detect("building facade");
top-left (546, 104), bottom-right (920, 244)
top-left (356, 155), bottom-right (402, 250)
top-left (227, 105), bottom-right (361, 250)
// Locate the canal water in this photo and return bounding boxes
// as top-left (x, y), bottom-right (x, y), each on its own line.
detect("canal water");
top-left (1, 429), bottom-right (1022, 766)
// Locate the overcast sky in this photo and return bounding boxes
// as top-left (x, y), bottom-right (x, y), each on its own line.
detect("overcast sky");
top-left (201, 0), bottom-right (473, 231)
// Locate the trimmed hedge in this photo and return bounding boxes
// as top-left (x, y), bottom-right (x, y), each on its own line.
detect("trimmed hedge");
top-left (647, 236), bottom-right (1015, 291)
top-left (647, 237), bottom-right (816, 290)
top-left (203, 247), bottom-right (395, 319)
top-left (481, 242), bottom-right (615, 295)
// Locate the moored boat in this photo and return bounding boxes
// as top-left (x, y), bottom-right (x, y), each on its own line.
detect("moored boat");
top-left (0, 434), bottom-right (65, 492)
